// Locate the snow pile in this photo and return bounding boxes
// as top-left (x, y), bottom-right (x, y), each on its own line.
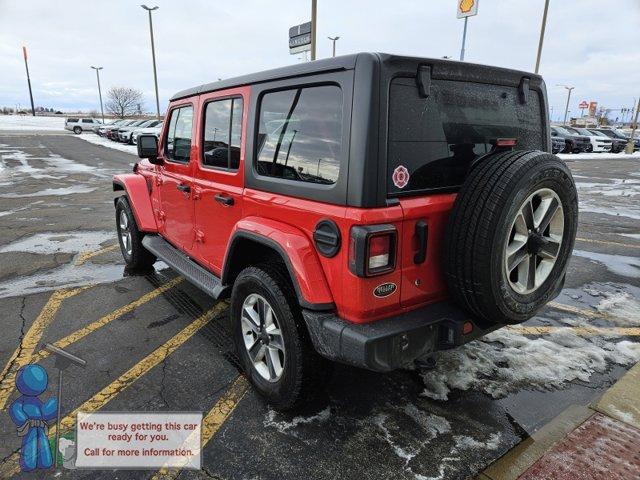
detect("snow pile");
top-left (421, 286), bottom-right (640, 401)
top-left (558, 151), bottom-right (640, 161)
top-left (76, 134), bottom-right (137, 155)
top-left (0, 115), bottom-right (65, 131)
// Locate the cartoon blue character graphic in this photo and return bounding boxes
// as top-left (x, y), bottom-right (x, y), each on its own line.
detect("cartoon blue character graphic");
top-left (8, 364), bottom-right (58, 472)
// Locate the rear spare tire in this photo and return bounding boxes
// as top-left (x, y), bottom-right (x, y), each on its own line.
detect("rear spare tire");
top-left (443, 150), bottom-right (578, 325)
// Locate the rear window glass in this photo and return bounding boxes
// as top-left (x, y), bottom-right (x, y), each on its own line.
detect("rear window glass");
top-left (388, 78), bottom-right (543, 195)
top-left (203, 97), bottom-right (243, 170)
top-left (255, 85), bottom-right (342, 185)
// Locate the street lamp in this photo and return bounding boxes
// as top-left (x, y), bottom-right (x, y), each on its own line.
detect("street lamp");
top-left (534, 0), bottom-right (550, 73)
top-left (328, 36), bottom-right (340, 57)
top-left (90, 66), bottom-right (105, 123)
top-left (557, 84), bottom-right (575, 125)
top-left (141, 5), bottom-right (161, 119)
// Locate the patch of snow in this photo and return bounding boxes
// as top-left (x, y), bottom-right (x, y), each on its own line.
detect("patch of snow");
top-left (0, 115), bottom-right (65, 131)
top-left (0, 186), bottom-right (96, 198)
top-left (76, 134), bottom-right (137, 155)
top-left (0, 231), bottom-right (113, 255)
top-left (420, 327), bottom-right (640, 401)
top-left (263, 406), bottom-right (331, 434)
top-left (579, 201), bottom-right (640, 220)
top-left (453, 433), bottom-right (502, 452)
top-left (607, 405), bottom-right (637, 425)
top-left (558, 151), bottom-right (640, 161)
top-left (576, 178), bottom-right (640, 197)
top-left (573, 250), bottom-right (640, 278)
top-left (619, 233), bottom-right (640, 240)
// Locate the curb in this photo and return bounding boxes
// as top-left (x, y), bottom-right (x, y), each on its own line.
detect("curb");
top-left (481, 361), bottom-right (640, 480)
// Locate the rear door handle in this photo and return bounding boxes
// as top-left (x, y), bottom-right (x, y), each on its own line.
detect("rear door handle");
top-left (214, 194), bottom-right (234, 206)
top-left (177, 184), bottom-right (190, 193)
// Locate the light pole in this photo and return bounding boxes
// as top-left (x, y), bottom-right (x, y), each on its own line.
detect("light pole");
top-left (328, 36), bottom-right (340, 57)
top-left (141, 5), bottom-right (161, 119)
top-left (310, 0), bottom-right (317, 61)
top-left (558, 84), bottom-right (574, 125)
top-left (90, 66), bottom-right (105, 123)
top-left (535, 0), bottom-right (550, 73)
top-left (459, 17), bottom-right (469, 61)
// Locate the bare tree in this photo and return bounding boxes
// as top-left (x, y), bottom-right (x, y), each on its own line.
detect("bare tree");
top-left (105, 87), bottom-right (144, 118)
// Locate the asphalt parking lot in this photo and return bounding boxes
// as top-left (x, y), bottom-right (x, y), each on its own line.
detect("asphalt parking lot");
top-left (1, 132), bottom-right (639, 480)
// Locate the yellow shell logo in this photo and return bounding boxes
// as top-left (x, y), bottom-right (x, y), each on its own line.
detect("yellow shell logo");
top-left (459, 0), bottom-right (475, 13)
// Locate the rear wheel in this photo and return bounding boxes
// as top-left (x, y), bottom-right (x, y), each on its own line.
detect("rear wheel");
top-left (115, 196), bottom-right (156, 270)
top-left (73, 126), bottom-right (82, 134)
top-left (443, 150), bottom-right (578, 325)
top-left (231, 264), bottom-right (331, 411)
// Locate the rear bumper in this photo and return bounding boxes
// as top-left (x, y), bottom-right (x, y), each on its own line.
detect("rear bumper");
top-left (302, 301), bottom-right (501, 372)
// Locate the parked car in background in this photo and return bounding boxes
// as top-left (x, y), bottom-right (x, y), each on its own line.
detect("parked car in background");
top-left (550, 126), bottom-right (591, 153)
top-left (106, 120), bottom-right (139, 140)
top-left (595, 128), bottom-right (640, 152)
top-left (96, 119), bottom-right (126, 136)
top-left (551, 134), bottom-right (565, 154)
top-left (112, 120), bottom-right (147, 142)
top-left (65, 117), bottom-right (101, 134)
top-left (131, 121), bottom-right (163, 144)
top-left (565, 127), bottom-right (612, 153)
top-left (118, 120), bottom-right (161, 144)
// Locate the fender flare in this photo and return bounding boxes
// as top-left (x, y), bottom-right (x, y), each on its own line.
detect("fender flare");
top-left (112, 174), bottom-right (158, 233)
top-left (222, 218), bottom-right (335, 311)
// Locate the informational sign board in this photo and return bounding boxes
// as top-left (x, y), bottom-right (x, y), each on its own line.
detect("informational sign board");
top-left (578, 101), bottom-right (589, 110)
top-left (289, 22), bottom-right (312, 55)
top-left (588, 101), bottom-right (598, 117)
top-left (457, 0), bottom-right (479, 18)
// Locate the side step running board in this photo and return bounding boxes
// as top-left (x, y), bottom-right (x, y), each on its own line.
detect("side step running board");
top-left (142, 235), bottom-right (229, 299)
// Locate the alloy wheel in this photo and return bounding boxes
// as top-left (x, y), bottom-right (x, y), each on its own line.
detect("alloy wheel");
top-left (241, 293), bottom-right (285, 382)
top-left (119, 210), bottom-right (133, 256)
top-left (504, 188), bottom-right (564, 294)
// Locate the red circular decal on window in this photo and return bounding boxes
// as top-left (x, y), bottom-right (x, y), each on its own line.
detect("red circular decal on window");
top-left (392, 165), bottom-right (410, 189)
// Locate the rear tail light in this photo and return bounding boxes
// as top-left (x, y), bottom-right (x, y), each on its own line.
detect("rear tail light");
top-left (349, 225), bottom-right (397, 277)
top-left (494, 138), bottom-right (518, 148)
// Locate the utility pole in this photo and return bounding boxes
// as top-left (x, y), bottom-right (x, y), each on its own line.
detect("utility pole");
top-left (558, 84), bottom-right (574, 125)
top-left (141, 5), bottom-right (161, 119)
top-left (22, 46), bottom-right (36, 116)
top-left (535, 0), bottom-right (550, 73)
top-left (90, 66), bottom-right (105, 123)
top-left (328, 36), bottom-right (340, 57)
top-left (310, 0), bottom-right (317, 61)
top-left (459, 17), bottom-right (468, 61)
top-left (625, 97), bottom-right (639, 154)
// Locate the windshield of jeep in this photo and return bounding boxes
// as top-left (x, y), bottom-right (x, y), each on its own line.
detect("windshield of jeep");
top-left (387, 77), bottom-right (543, 195)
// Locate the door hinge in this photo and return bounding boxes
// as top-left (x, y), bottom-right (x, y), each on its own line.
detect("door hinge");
top-left (195, 229), bottom-right (205, 243)
top-left (155, 176), bottom-right (163, 186)
top-left (192, 186), bottom-right (202, 200)
top-left (157, 210), bottom-right (166, 221)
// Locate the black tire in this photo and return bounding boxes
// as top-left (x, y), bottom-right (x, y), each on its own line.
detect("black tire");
top-left (73, 126), bottom-right (82, 134)
top-left (115, 196), bottom-right (156, 270)
top-left (443, 150), bottom-right (578, 325)
top-left (231, 263), bottom-right (331, 411)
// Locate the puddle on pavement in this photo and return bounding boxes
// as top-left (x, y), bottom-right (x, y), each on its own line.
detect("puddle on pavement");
top-left (573, 249), bottom-right (640, 278)
top-left (0, 230), bottom-right (114, 255)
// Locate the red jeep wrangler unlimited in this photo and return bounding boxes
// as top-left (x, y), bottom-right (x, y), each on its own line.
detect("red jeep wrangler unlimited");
top-left (113, 53), bottom-right (577, 410)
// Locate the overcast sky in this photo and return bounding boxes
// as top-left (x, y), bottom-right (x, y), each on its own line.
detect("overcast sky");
top-left (1, 0), bottom-right (639, 122)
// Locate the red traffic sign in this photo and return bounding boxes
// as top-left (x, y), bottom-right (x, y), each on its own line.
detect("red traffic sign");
top-left (579, 101), bottom-right (589, 109)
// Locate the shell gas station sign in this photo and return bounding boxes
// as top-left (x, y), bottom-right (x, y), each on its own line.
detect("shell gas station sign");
top-left (457, 0), bottom-right (479, 18)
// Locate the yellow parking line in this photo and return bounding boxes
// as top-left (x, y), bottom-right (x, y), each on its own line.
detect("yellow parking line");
top-left (508, 325), bottom-right (640, 336)
top-left (547, 301), bottom-right (618, 320)
top-left (75, 244), bottom-right (120, 266)
top-left (0, 287), bottom-right (85, 410)
top-left (31, 276), bottom-right (184, 363)
top-left (0, 302), bottom-right (226, 478)
top-left (151, 375), bottom-right (250, 480)
top-left (575, 237), bottom-right (640, 249)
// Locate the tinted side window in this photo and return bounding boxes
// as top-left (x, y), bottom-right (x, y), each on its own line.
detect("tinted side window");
top-left (202, 97), bottom-right (243, 170)
top-left (82, 119), bottom-right (93, 123)
top-left (256, 85), bottom-right (342, 185)
top-left (165, 106), bottom-right (193, 163)
top-left (67, 119), bottom-right (78, 123)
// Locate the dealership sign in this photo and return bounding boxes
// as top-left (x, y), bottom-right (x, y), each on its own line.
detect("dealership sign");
top-left (579, 101), bottom-right (589, 110)
top-left (289, 22), bottom-right (312, 55)
top-left (457, 0), bottom-right (479, 18)
top-left (588, 101), bottom-right (598, 117)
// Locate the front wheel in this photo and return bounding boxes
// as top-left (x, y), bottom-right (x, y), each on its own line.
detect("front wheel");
top-left (73, 126), bottom-right (82, 134)
top-left (231, 264), bottom-right (331, 411)
top-left (115, 196), bottom-right (156, 270)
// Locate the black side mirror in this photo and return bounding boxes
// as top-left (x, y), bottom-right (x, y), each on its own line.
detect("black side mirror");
top-left (137, 134), bottom-right (162, 165)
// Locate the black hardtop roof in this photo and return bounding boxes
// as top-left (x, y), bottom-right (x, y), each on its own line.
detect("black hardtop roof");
top-left (170, 52), bottom-right (540, 101)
